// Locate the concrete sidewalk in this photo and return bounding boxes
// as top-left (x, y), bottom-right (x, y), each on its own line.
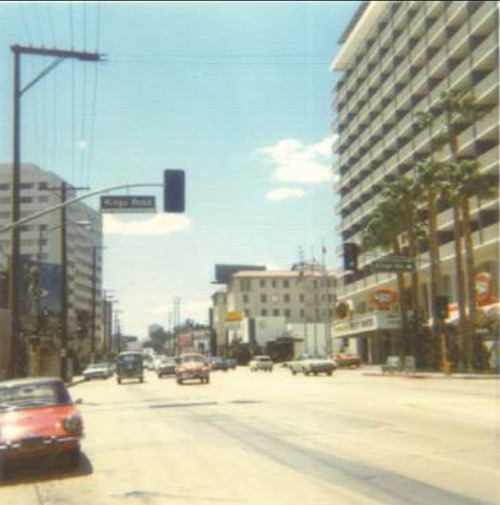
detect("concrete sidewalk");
top-left (362, 368), bottom-right (500, 380)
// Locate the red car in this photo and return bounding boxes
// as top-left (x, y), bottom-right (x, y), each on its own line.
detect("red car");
top-left (0, 378), bottom-right (83, 468)
top-left (176, 354), bottom-right (210, 385)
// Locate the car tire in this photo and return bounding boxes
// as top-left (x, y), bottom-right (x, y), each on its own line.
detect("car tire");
top-left (206, 376), bottom-right (210, 384)
top-left (304, 371), bottom-right (310, 376)
top-left (140, 377), bottom-right (144, 383)
top-left (117, 378), bottom-right (122, 385)
top-left (291, 369), bottom-right (297, 375)
top-left (177, 378), bottom-right (183, 385)
top-left (327, 371), bottom-right (333, 376)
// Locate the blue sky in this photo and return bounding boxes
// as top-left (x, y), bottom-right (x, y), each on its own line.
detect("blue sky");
top-left (0, 1), bottom-right (360, 337)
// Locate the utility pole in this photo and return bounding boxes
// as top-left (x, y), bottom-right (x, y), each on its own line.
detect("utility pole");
top-left (91, 246), bottom-right (97, 361)
top-left (60, 183), bottom-right (68, 381)
top-left (8, 45), bottom-right (102, 379)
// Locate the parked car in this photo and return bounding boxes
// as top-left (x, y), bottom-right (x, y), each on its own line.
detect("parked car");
top-left (176, 354), bottom-right (210, 384)
top-left (0, 378), bottom-right (83, 467)
top-left (210, 357), bottom-right (229, 371)
top-left (332, 353), bottom-right (362, 368)
top-left (83, 362), bottom-right (112, 380)
top-left (157, 358), bottom-right (177, 378)
top-left (226, 358), bottom-right (237, 370)
top-left (116, 351), bottom-right (144, 384)
top-left (288, 354), bottom-right (336, 376)
top-left (249, 355), bottom-right (274, 372)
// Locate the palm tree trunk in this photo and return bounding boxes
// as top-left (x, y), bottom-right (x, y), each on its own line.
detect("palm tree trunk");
top-left (427, 191), bottom-right (444, 368)
top-left (407, 211), bottom-right (419, 357)
top-left (452, 202), bottom-right (468, 369)
top-left (461, 196), bottom-right (480, 369)
top-left (394, 240), bottom-right (408, 362)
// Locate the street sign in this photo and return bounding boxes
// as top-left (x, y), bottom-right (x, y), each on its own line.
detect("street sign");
top-left (100, 196), bottom-right (156, 213)
top-left (372, 258), bottom-right (416, 273)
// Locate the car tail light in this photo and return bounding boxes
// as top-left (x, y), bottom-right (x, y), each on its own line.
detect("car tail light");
top-left (63, 415), bottom-right (83, 435)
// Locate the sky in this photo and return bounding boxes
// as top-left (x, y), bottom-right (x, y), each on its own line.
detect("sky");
top-left (0, 1), bottom-right (361, 338)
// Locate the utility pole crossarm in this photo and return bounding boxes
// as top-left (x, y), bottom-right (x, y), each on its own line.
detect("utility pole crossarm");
top-left (11, 45), bottom-right (104, 62)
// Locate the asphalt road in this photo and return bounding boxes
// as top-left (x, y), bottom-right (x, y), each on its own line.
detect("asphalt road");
top-left (2, 367), bottom-right (499, 505)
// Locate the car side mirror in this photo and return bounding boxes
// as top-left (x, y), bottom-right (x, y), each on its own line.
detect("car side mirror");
top-left (75, 398), bottom-right (83, 405)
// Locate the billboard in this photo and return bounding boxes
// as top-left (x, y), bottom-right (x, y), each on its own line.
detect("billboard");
top-left (214, 264), bottom-right (266, 285)
top-left (20, 257), bottom-right (62, 314)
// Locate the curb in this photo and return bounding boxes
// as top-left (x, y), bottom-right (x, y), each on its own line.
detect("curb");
top-left (362, 372), bottom-right (500, 380)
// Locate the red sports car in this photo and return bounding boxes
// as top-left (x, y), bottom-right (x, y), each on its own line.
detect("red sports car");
top-left (332, 353), bottom-right (362, 368)
top-left (0, 377), bottom-right (83, 468)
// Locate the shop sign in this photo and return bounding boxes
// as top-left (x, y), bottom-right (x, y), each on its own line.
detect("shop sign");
top-left (372, 289), bottom-right (397, 310)
top-left (476, 272), bottom-right (495, 306)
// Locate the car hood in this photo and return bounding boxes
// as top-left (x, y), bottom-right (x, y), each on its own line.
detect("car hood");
top-left (0, 405), bottom-right (80, 442)
top-left (305, 359), bottom-right (333, 366)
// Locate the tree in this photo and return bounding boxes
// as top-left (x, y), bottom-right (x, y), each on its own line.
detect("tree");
top-left (362, 200), bottom-right (408, 358)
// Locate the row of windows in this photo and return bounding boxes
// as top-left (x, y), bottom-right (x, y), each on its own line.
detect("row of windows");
top-left (242, 308), bottom-right (334, 318)
top-left (242, 293), bottom-right (334, 304)
top-left (0, 182), bottom-right (50, 191)
top-left (239, 278), bottom-right (335, 291)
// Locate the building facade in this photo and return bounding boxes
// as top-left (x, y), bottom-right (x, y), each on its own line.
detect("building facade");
top-left (331, 1), bottom-right (499, 363)
top-left (0, 163), bottom-right (103, 369)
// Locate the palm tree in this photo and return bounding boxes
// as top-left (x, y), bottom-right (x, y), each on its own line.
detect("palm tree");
top-left (437, 89), bottom-right (495, 369)
top-left (362, 200), bottom-right (408, 359)
top-left (380, 177), bottom-right (424, 355)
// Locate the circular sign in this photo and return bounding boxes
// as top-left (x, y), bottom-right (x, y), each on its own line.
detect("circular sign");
top-left (372, 289), bottom-right (397, 310)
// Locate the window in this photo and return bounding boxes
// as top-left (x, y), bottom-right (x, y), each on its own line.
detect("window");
top-left (260, 279), bottom-right (266, 287)
top-left (261, 294), bottom-right (267, 303)
top-left (261, 309), bottom-right (268, 316)
top-left (244, 310), bottom-right (250, 317)
top-left (300, 294), bottom-right (305, 303)
top-left (300, 308), bottom-right (305, 318)
top-left (284, 309), bottom-right (291, 318)
top-left (20, 197), bottom-right (33, 204)
top-left (273, 309), bottom-right (280, 317)
top-left (272, 280), bottom-right (277, 288)
top-left (243, 294), bottom-right (249, 303)
top-left (283, 280), bottom-right (289, 288)
top-left (39, 196), bottom-right (49, 203)
top-left (38, 182), bottom-right (48, 190)
top-left (284, 294), bottom-right (290, 303)
top-left (20, 183), bottom-right (33, 190)
top-left (0, 183), bottom-right (9, 190)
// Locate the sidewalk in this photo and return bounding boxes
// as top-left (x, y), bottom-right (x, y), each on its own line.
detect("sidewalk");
top-left (362, 366), bottom-right (500, 380)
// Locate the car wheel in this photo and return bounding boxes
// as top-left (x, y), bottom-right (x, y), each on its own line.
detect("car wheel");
top-left (140, 377), bottom-right (144, 383)
top-left (327, 371), bottom-right (333, 376)
top-left (177, 378), bottom-right (183, 385)
top-left (304, 371), bottom-right (310, 376)
top-left (291, 369), bottom-right (297, 375)
top-left (313, 372), bottom-right (318, 376)
top-left (117, 378), bottom-right (121, 385)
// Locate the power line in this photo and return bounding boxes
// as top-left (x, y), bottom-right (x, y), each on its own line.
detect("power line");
top-left (19, 4), bottom-right (33, 46)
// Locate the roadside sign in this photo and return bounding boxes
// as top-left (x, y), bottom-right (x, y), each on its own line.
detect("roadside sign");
top-left (372, 258), bottom-right (416, 273)
top-left (225, 311), bottom-right (242, 322)
top-left (100, 196), bottom-right (156, 213)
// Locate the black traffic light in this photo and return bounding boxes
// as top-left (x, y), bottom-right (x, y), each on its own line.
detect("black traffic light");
top-left (343, 242), bottom-right (358, 271)
top-left (436, 295), bottom-right (449, 320)
top-left (164, 169), bottom-right (185, 213)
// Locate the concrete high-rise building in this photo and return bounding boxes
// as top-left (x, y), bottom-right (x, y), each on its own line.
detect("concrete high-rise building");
top-left (0, 163), bottom-right (103, 366)
top-left (331, 2), bottom-right (499, 363)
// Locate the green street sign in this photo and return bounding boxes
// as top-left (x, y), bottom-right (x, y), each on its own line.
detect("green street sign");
top-left (100, 195), bottom-right (156, 213)
top-left (372, 259), bottom-right (416, 273)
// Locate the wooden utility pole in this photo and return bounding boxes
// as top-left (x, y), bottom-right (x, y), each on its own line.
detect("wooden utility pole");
top-left (8, 45), bottom-right (102, 379)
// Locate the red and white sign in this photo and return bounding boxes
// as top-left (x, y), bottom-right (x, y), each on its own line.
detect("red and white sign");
top-left (475, 272), bottom-right (498, 306)
top-left (179, 334), bottom-right (193, 347)
top-left (372, 289), bottom-right (397, 310)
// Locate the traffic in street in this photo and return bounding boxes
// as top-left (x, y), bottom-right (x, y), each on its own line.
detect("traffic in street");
top-left (2, 366), bottom-right (498, 505)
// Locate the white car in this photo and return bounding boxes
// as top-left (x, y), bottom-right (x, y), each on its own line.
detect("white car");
top-left (83, 363), bottom-right (112, 380)
top-left (249, 356), bottom-right (274, 372)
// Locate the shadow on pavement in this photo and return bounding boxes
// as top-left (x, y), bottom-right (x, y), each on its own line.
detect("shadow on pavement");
top-left (150, 401), bottom-right (218, 409)
top-left (0, 452), bottom-right (93, 487)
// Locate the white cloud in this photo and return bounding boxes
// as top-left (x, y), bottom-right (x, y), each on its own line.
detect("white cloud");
top-left (258, 135), bottom-right (335, 185)
top-left (103, 214), bottom-right (192, 237)
top-left (266, 187), bottom-right (307, 201)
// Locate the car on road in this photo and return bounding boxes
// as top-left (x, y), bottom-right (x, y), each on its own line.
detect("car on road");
top-left (0, 378), bottom-right (83, 468)
top-left (288, 354), bottom-right (336, 376)
top-left (176, 353), bottom-right (210, 384)
top-left (210, 357), bottom-right (229, 371)
top-left (249, 355), bottom-right (274, 372)
top-left (332, 353), bottom-right (362, 368)
top-left (226, 358), bottom-right (237, 370)
top-left (116, 351), bottom-right (144, 384)
top-left (157, 358), bottom-right (177, 378)
top-left (83, 362), bottom-right (112, 380)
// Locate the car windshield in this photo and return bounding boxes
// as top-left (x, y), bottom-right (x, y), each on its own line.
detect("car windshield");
top-left (0, 382), bottom-right (72, 411)
top-left (257, 357), bottom-right (271, 361)
top-left (88, 363), bottom-right (107, 369)
top-left (181, 356), bottom-right (205, 364)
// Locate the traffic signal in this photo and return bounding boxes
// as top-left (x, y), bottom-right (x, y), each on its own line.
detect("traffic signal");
top-left (343, 242), bottom-right (358, 271)
top-left (436, 295), bottom-right (449, 320)
top-left (164, 169), bottom-right (185, 213)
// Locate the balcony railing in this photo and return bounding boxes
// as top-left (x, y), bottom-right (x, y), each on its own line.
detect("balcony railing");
top-left (332, 311), bottom-right (402, 338)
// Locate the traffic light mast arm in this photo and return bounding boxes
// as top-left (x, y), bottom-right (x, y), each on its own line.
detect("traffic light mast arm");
top-left (0, 183), bottom-right (163, 234)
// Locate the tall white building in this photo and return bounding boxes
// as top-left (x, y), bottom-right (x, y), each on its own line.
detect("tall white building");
top-left (0, 163), bottom-right (102, 361)
top-left (331, 1), bottom-right (499, 364)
